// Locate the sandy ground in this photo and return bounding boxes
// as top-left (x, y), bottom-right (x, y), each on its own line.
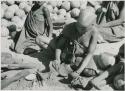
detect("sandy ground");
top-left (1, 36), bottom-right (125, 90)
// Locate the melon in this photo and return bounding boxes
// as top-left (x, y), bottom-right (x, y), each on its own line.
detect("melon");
top-left (15, 23), bottom-right (23, 32)
top-left (6, 1), bottom-right (15, 6)
top-left (24, 5), bottom-right (31, 13)
top-left (61, 1), bottom-right (70, 11)
top-left (65, 12), bottom-right (71, 19)
top-left (15, 1), bottom-right (21, 4)
top-left (6, 6), bottom-right (16, 13)
top-left (50, 13), bottom-right (58, 21)
top-left (11, 16), bottom-right (24, 29)
top-left (11, 16), bottom-right (22, 23)
top-left (22, 15), bottom-right (27, 22)
top-left (1, 26), bottom-right (9, 37)
top-left (1, 19), bottom-right (10, 27)
top-left (53, 7), bottom-right (58, 14)
top-left (58, 9), bottom-right (67, 16)
top-left (1, 8), bottom-right (4, 18)
top-left (15, 9), bottom-right (25, 18)
top-left (46, 5), bottom-right (53, 13)
top-left (4, 11), bottom-right (14, 20)
top-left (19, 2), bottom-right (27, 9)
top-left (56, 1), bottom-right (62, 8)
top-left (97, 53), bottom-right (115, 70)
top-left (48, 1), bottom-right (57, 8)
top-left (11, 4), bottom-right (19, 12)
top-left (70, 8), bottom-right (80, 18)
top-left (27, 1), bottom-right (33, 6)
top-left (1, 3), bottom-right (8, 11)
top-left (80, 1), bottom-right (87, 10)
top-left (86, 6), bottom-right (95, 13)
top-left (70, 1), bottom-right (80, 8)
top-left (114, 74), bottom-right (125, 90)
top-left (58, 15), bottom-right (65, 21)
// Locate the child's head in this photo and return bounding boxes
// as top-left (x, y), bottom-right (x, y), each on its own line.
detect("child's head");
top-left (76, 7), bottom-right (97, 34)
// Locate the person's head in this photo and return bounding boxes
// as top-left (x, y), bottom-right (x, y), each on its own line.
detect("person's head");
top-left (76, 7), bottom-right (97, 34)
top-left (117, 44), bottom-right (125, 62)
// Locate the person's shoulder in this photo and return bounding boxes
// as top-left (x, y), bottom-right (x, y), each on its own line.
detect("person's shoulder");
top-left (42, 6), bottom-right (49, 11)
top-left (63, 22), bottom-right (76, 32)
top-left (64, 22), bottom-right (76, 30)
top-left (62, 22), bottom-right (76, 38)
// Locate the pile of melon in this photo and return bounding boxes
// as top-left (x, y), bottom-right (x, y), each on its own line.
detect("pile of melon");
top-left (1, 1), bottom-right (33, 37)
top-left (1, 1), bottom-right (91, 37)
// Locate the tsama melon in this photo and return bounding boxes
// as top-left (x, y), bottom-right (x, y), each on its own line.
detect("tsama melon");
top-left (19, 2), bottom-right (27, 10)
top-left (48, 1), bottom-right (57, 8)
top-left (1, 3), bottom-right (8, 11)
top-left (6, 1), bottom-right (15, 6)
top-left (1, 19), bottom-right (10, 27)
top-left (15, 9), bottom-right (25, 18)
top-left (1, 26), bottom-right (9, 37)
top-left (11, 16), bottom-right (22, 23)
top-left (4, 11), bottom-right (14, 20)
top-left (52, 7), bottom-right (58, 14)
top-left (70, 8), bottom-right (80, 18)
top-left (65, 12), bottom-right (71, 19)
top-left (24, 5), bottom-right (31, 13)
top-left (61, 1), bottom-right (70, 11)
top-left (58, 9), bottom-right (67, 16)
top-left (56, 1), bottom-right (62, 8)
top-left (46, 5), bottom-right (53, 13)
top-left (1, 8), bottom-right (4, 18)
top-left (80, 1), bottom-right (87, 10)
top-left (70, 1), bottom-right (80, 8)
top-left (97, 53), bottom-right (115, 70)
top-left (11, 4), bottom-right (19, 12)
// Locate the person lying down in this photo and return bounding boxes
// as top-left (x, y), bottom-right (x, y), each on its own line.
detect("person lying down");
top-left (89, 43), bottom-right (125, 90)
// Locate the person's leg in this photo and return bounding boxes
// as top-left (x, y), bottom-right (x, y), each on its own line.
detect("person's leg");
top-left (89, 62), bottom-right (124, 88)
top-left (1, 70), bottom-right (31, 89)
top-left (36, 36), bottom-right (52, 49)
top-left (14, 28), bottom-right (27, 54)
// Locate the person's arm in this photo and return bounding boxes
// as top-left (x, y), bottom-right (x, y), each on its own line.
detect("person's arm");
top-left (76, 30), bottom-right (98, 74)
top-left (43, 7), bottom-right (53, 37)
top-left (88, 1), bottom-right (102, 11)
top-left (55, 36), bottom-right (66, 63)
top-left (90, 61), bottom-right (124, 89)
top-left (1, 70), bottom-right (31, 89)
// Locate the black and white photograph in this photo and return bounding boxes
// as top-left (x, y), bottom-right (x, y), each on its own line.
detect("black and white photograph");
top-left (1, 0), bottom-right (125, 90)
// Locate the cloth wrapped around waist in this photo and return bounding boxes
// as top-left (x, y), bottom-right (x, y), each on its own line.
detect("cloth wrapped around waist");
top-left (24, 11), bottom-right (45, 38)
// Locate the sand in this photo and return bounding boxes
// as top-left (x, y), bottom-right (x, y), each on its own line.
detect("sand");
top-left (1, 36), bottom-right (125, 90)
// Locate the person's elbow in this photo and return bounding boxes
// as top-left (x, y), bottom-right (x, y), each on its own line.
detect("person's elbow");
top-left (88, 50), bottom-right (95, 55)
top-left (88, 46), bottom-right (96, 55)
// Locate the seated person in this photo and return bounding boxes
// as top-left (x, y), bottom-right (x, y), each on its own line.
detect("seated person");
top-left (11, 1), bottom-right (53, 54)
top-left (95, 1), bottom-right (125, 43)
top-left (89, 43), bottom-right (125, 90)
top-left (51, 8), bottom-right (98, 87)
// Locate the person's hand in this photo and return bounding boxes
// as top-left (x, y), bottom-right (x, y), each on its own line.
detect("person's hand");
top-left (52, 59), bottom-right (61, 71)
top-left (48, 34), bottom-right (53, 39)
top-left (96, 7), bottom-right (107, 14)
top-left (7, 64), bottom-right (19, 69)
top-left (70, 71), bottom-right (80, 79)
